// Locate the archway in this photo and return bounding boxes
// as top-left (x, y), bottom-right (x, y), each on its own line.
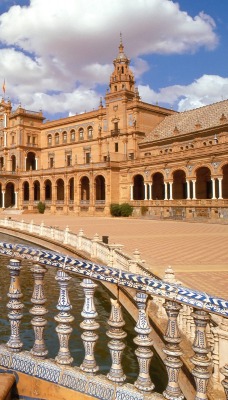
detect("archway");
top-left (5, 182), bottom-right (15, 208)
top-left (222, 164), bottom-right (228, 199)
top-left (44, 180), bottom-right (52, 201)
top-left (152, 173), bottom-right (164, 200)
top-left (133, 174), bottom-right (144, 200)
top-left (26, 152), bottom-right (36, 171)
top-left (34, 181), bottom-right (40, 201)
top-left (23, 181), bottom-right (29, 201)
top-left (56, 179), bottom-right (64, 201)
top-left (95, 175), bottom-right (105, 201)
top-left (196, 167), bottom-right (212, 199)
top-left (81, 177), bottom-right (90, 201)
top-left (173, 170), bottom-right (187, 199)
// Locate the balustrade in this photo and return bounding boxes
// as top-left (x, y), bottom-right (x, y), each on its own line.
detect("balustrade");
top-left (0, 238), bottom-right (227, 400)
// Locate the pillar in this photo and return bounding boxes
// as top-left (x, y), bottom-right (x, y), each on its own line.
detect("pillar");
top-left (192, 179), bottom-right (196, 200)
top-left (148, 183), bottom-right (152, 200)
top-left (144, 183), bottom-right (148, 200)
top-left (218, 178), bottom-right (223, 200)
top-left (130, 184), bottom-right (133, 201)
top-left (169, 182), bottom-right (173, 200)
top-left (212, 178), bottom-right (216, 200)
top-left (186, 180), bottom-right (190, 200)
top-left (2, 190), bottom-right (5, 208)
top-left (164, 182), bottom-right (168, 200)
top-left (14, 191), bottom-right (18, 208)
top-left (35, 157), bottom-right (38, 170)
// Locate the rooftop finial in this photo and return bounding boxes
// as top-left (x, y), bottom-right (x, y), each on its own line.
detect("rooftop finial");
top-left (120, 32), bottom-right (122, 45)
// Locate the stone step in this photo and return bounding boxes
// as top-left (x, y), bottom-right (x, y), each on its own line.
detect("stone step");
top-left (0, 373), bottom-right (15, 400)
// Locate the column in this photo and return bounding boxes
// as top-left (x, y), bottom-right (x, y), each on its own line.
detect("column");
top-left (25, 157), bottom-right (27, 171)
top-left (218, 177), bottom-right (223, 199)
top-left (164, 182), bottom-right (168, 200)
top-left (186, 180), bottom-right (190, 200)
top-left (130, 184), bottom-right (133, 201)
top-left (211, 178), bottom-right (216, 200)
top-left (144, 183), bottom-right (148, 200)
top-left (35, 157), bottom-right (38, 170)
top-left (2, 190), bottom-right (5, 208)
top-left (14, 191), bottom-right (18, 208)
top-left (192, 179), bottom-right (196, 200)
top-left (169, 182), bottom-right (173, 200)
top-left (148, 183), bottom-right (152, 200)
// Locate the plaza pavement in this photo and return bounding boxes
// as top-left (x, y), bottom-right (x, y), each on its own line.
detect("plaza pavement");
top-left (2, 213), bottom-right (228, 300)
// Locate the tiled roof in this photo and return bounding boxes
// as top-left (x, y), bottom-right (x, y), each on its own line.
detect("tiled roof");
top-left (141, 99), bottom-right (228, 143)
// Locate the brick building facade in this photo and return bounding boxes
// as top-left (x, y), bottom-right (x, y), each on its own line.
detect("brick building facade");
top-left (0, 39), bottom-right (228, 219)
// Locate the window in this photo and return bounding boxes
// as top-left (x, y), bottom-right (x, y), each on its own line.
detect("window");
top-left (11, 136), bottom-right (15, 145)
top-left (70, 130), bottom-right (75, 142)
top-left (50, 157), bottom-right (54, 168)
top-left (47, 135), bottom-right (52, 146)
top-left (115, 143), bottom-right (118, 152)
top-left (32, 136), bottom-right (36, 145)
top-left (79, 128), bottom-right (84, 140)
top-left (66, 154), bottom-right (71, 166)
top-left (55, 133), bottom-right (59, 144)
top-left (63, 131), bottom-right (67, 143)
top-left (85, 152), bottom-right (90, 164)
top-left (27, 135), bottom-right (31, 144)
top-left (88, 126), bottom-right (93, 139)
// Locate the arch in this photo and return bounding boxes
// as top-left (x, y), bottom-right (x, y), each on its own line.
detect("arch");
top-left (222, 164), bottom-right (228, 199)
top-left (70, 130), bottom-right (75, 142)
top-left (5, 182), bottom-right (15, 208)
top-left (55, 133), bottom-right (59, 145)
top-left (69, 177), bottom-right (74, 201)
top-left (44, 179), bottom-right (52, 201)
top-left (23, 181), bottom-right (30, 201)
top-left (56, 179), bottom-right (64, 201)
top-left (26, 152), bottom-right (36, 171)
top-left (47, 134), bottom-right (52, 146)
top-left (87, 126), bottom-right (93, 139)
top-left (196, 167), bottom-right (212, 199)
top-left (62, 131), bottom-right (67, 143)
top-left (152, 172), bottom-right (164, 200)
top-left (34, 180), bottom-right (40, 201)
top-left (81, 176), bottom-right (90, 201)
top-left (133, 174), bottom-right (144, 200)
top-left (11, 155), bottom-right (16, 172)
top-left (172, 169), bottom-right (187, 200)
top-left (95, 175), bottom-right (105, 201)
top-left (79, 128), bottom-right (84, 140)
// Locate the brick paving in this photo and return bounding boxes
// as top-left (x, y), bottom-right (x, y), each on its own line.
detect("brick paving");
top-left (2, 214), bottom-right (228, 300)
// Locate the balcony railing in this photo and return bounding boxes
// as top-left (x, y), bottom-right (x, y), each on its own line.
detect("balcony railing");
top-left (0, 219), bottom-right (227, 400)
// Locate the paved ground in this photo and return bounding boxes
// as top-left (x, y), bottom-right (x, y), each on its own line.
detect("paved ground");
top-left (1, 213), bottom-right (228, 300)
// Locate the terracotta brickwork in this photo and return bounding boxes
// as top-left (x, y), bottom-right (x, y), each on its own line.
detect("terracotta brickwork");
top-left (0, 39), bottom-right (228, 217)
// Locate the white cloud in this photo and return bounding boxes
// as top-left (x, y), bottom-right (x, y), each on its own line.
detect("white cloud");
top-left (139, 75), bottom-right (228, 111)
top-left (0, 0), bottom-right (219, 117)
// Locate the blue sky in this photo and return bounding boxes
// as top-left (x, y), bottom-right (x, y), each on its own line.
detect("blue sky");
top-left (0, 0), bottom-right (228, 120)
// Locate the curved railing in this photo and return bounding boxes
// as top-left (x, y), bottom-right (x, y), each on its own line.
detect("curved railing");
top-left (0, 240), bottom-right (227, 400)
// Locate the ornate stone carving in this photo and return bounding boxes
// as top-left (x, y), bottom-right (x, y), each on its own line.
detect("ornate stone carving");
top-left (133, 291), bottom-right (154, 392)
top-left (6, 259), bottom-right (24, 352)
top-left (54, 270), bottom-right (74, 365)
top-left (80, 278), bottom-right (99, 373)
top-left (163, 300), bottom-right (184, 400)
top-left (30, 264), bottom-right (48, 358)
top-left (106, 298), bottom-right (126, 383)
top-left (190, 309), bottom-right (211, 400)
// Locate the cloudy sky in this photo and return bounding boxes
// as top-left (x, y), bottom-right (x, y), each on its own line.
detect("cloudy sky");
top-left (0, 0), bottom-right (228, 120)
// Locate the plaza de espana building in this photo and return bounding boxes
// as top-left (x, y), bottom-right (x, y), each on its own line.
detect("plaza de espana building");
top-left (0, 39), bottom-right (228, 220)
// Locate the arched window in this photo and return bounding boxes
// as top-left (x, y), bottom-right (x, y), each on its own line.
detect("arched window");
top-left (70, 130), bottom-right (75, 142)
top-left (79, 128), bottom-right (84, 140)
top-left (88, 126), bottom-right (93, 139)
top-left (47, 134), bottom-right (52, 146)
top-left (62, 131), bottom-right (67, 143)
top-left (55, 133), bottom-right (59, 145)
